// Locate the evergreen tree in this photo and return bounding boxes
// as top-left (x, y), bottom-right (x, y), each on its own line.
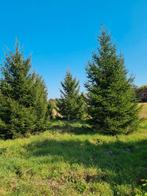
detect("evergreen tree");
top-left (30, 73), bottom-right (48, 131)
top-left (58, 71), bottom-right (85, 120)
top-left (76, 93), bottom-right (88, 120)
top-left (0, 44), bottom-right (48, 139)
top-left (85, 30), bottom-right (140, 134)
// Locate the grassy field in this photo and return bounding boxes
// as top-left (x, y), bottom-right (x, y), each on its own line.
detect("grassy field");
top-left (0, 104), bottom-right (147, 195)
top-left (0, 119), bottom-right (147, 196)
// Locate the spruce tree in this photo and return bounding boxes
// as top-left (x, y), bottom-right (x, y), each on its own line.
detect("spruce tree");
top-left (0, 44), bottom-right (48, 139)
top-left (30, 73), bottom-right (48, 131)
top-left (76, 93), bottom-right (88, 120)
top-left (85, 30), bottom-right (139, 134)
top-left (58, 71), bottom-right (85, 120)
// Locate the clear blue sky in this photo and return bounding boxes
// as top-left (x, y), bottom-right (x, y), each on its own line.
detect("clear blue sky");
top-left (0, 0), bottom-right (147, 98)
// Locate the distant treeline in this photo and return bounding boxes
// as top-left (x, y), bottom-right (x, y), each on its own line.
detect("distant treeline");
top-left (0, 30), bottom-right (142, 139)
top-left (135, 85), bottom-right (147, 102)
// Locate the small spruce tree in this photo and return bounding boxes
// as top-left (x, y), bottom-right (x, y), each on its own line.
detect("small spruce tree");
top-left (85, 30), bottom-right (140, 134)
top-left (58, 71), bottom-right (85, 120)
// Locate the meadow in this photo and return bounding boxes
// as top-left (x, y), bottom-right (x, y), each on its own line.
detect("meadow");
top-left (0, 106), bottom-right (147, 196)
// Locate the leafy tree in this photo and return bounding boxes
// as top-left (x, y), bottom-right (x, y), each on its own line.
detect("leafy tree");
top-left (85, 30), bottom-right (140, 134)
top-left (58, 71), bottom-right (86, 120)
top-left (0, 44), bottom-right (48, 139)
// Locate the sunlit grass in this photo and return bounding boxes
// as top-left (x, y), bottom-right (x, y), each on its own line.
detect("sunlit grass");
top-left (0, 120), bottom-right (147, 195)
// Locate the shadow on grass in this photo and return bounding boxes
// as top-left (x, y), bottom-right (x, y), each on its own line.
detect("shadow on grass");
top-left (48, 120), bottom-right (95, 135)
top-left (26, 137), bottom-right (147, 189)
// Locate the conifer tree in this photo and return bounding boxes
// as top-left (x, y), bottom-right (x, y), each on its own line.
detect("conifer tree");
top-left (76, 93), bottom-right (88, 120)
top-left (58, 71), bottom-right (85, 120)
top-left (0, 44), bottom-right (48, 139)
top-left (30, 73), bottom-right (48, 131)
top-left (86, 30), bottom-right (139, 134)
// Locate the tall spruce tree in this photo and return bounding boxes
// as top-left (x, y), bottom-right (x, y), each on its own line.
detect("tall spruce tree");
top-left (86, 30), bottom-right (139, 134)
top-left (58, 71), bottom-right (85, 120)
top-left (0, 44), bottom-right (48, 139)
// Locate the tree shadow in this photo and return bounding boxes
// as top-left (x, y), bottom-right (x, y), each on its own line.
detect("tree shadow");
top-left (48, 121), bottom-right (95, 135)
top-left (25, 137), bottom-right (147, 189)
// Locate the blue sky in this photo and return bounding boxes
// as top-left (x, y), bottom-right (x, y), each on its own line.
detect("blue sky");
top-left (0, 0), bottom-right (147, 98)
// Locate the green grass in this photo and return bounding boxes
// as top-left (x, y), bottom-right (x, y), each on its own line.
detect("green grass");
top-left (0, 121), bottom-right (147, 195)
